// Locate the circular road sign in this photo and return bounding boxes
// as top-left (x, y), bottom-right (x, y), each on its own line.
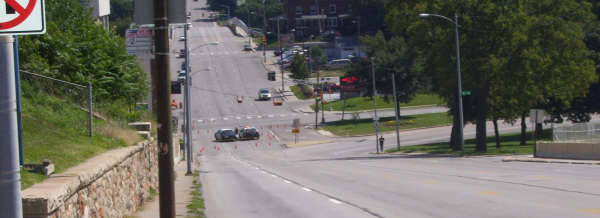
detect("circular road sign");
top-left (0, 0), bottom-right (38, 30)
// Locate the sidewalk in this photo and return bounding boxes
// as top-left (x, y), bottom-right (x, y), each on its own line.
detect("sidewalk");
top-left (133, 161), bottom-right (195, 218)
top-left (503, 155), bottom-right (600, 165)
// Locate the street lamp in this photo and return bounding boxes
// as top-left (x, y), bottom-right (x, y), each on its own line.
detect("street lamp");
top-left (419, 13), bottom-right (464, 155)
top-left (352, 16), bottom-right (361, 58)
top-left (247, 10), bottom-right (255, 46)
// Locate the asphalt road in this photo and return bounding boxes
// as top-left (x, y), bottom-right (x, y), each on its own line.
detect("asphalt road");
top-left (176, 2), bottom-right (600, 218)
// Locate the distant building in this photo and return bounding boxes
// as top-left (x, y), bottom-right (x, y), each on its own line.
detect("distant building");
top-left (80, 0), bottom-right (111, 30)
top-left (286, 0), bottom-right (354, 39)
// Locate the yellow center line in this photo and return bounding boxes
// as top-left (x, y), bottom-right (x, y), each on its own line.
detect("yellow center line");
top-left (578, 208), bottom-right (600, 215)
top-left (528, 175), bottom-right (553, 180)
top-left (478, 190), bottom-right (501, 196)
top-left (421, 181), bottom-right (437, 185)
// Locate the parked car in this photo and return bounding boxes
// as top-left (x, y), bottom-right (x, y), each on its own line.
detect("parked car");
top-left (238, 127), bottom-right (260, 140)
top-left (179, 36), bottom-right (186, 41)
top-left (177, 49), bottom-right (185, 58)
top-left (274, 48), bottom-right (287, 56)
top-left (258, 88), bottom-right (272, 100)
top-left (243, 44), bottom-right (253, 51)
top-left (214, 129), bottom-right (237, 141)
top-left (177, 70), bottom-right (186, 82)
top-left (325, 59), bottom-right (351, 70)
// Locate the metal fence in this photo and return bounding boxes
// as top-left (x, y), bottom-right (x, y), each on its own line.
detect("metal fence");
top-left (20, 71), bottom-right (94, 137)
top-left (552, 121), bottom-right (600, 143)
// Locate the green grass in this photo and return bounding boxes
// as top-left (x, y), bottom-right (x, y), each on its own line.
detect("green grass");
top-left (322, 94), bottom-right (445, 112)
top-left (186, 170), bottom-right (206, 218)
top-left (20, 82), bottom-right (140, 189)
top-left (290, 85), bottom-right (310, 100)
top-left (323, 112), bottom-right (452, 136)
top-left (309, 70), bottom-right (346, 78)
top-left (385, 129), bottom-right (552, 156)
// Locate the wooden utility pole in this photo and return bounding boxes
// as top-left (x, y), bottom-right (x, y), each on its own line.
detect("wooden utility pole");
top-left (153, 0), bottom-right (176, 216)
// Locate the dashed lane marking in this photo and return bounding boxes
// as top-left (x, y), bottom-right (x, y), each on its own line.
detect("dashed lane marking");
top-left (283, 180), bottom-right (292, 184)
top-left (329, 199), bottom-right (343, 204)
top-left (302, 187), bottom-right (312, 192)
top-left (421, 181), bottom-right (437, 185)
top-left (578, 208), bottom-right (600, 215)
top-left (478, 191), bottom-right (501, 196)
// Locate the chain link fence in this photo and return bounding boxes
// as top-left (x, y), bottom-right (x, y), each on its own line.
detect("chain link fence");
top-left (20, 71), bottom-right (94, 137)
top-left (552, 121), bottom-right (600, 143)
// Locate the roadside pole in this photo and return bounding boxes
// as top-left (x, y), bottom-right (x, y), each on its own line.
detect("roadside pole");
top-left (0, 35), bottom-right (23, 218)
top-left (262, 0), bottom-right (267, 63)
top-left (184, 19), bottom-right (192, 176)
top-left (392, 73), bottom-right (400, 150)
top-left (278, 17), bottom-right (284, 91)
top-left (371, 57), bottom-right (379, 153)
top-left (13, 36), bottom-right (24, 165)
top-left (153, 0), bottom-right (176, 216)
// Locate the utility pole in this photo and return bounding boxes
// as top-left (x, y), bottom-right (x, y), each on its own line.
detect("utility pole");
top-left (311, 48), bottom-right (319, 129)
top-left (153, 0), bottom-right (176, 216)
top-left (184, 15), bottom-right (193, 176)
top-left (392, 73), bottom-right (400, 150)
top-left (247, 9), bottom-right (252, 46)
top-left (262, 0), bottom-right (267, 63)
top-left (371, 58), bottom-right (379, 153)
top-left (13, 36), bottom-right (24, 166)
top-left (277, 16), bottom-right (284, 91)
top-left (0, 35), bottom-right (23, 218)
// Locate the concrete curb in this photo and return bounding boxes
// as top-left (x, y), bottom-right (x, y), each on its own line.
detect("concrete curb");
top-left (502, 156), bottom-right (600, 165)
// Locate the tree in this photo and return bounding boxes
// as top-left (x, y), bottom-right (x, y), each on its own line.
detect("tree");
top-left (18, 0), bottom-right (148, 106)
top-left (310, 46), bottom-right (327, 72)
top-left (386, 0), bottom-right (596, 151)
top-left (347, 31), bottom-right (423, 111)
top-left (290, 54), bottom-right (309, 79)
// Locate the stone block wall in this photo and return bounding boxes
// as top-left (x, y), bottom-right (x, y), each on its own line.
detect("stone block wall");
top-left (22, 139), bottom-right (159, 218)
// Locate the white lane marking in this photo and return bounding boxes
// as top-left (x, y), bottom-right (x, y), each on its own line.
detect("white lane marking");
top-left (303, 113), bottom-right (309, 116)
top-left (269, 130), bottom-right (280, 142)
top-left (255, 167), bottom-right (259, 170)
top-left (247, 116), bottom-right (253, 119)
top-left (261, 171), bottom-right (267, 174)
top-left (223, 117), bottom-right (229, 120)
top-left (236, 116), bottom-right (241, 120)
top-left (302, 187), bottom-right (312, 192)
top-left (268, 114), bottom-right (274, 118)
top-left (271, 174), bottom-right (277, 178)
top-left (329, 199), bottom-right (342, 204)
top-left (280, 114), bottom-right (286, 117)
top-left (283, 180), bottom-right (291, 184)
top-left (257, 115), bottom-right (262, 118)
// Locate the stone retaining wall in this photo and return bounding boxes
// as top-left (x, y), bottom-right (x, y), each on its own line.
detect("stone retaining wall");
top-left (537, 142), bottom-right (600, 160)
top-left (22, 139), bottom-right (159, 218)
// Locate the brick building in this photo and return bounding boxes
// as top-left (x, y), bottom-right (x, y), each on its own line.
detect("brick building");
top-left (285, 0), bottom-right (354, 39)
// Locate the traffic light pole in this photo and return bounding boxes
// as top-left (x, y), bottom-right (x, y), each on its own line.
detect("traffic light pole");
top-left (0, 35), bottom-right (24, 218)
top-left (153, 0), bottom-right (176, 216)
top-left (371, 58), bottom-right (379, 153)
top-left (184, 21), bottom-right (192, 176)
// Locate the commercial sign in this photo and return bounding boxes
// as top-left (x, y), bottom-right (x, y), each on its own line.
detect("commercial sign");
top-left (340, 76), bottom-right (359, 92)
top-left (0, 0), bottom-right (46, 35)
top-left (126, 28), bottom-right (153, 55)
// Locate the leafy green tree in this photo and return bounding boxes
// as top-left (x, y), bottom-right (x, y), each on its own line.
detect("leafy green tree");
top-left (234, 0), bottom-right (282, 31)
top-left (310, 46), bottom-right (327, 72)
top-left (18, 0), bottom-right (148, 108)
top-left (110, 0), bottom-right (134, 36)
top-left (347, 31), bottom-right (423, 113)
top-left (386, 0), bottom-right (596, 151)
top-left (291, 55), bottom-right (309, 79)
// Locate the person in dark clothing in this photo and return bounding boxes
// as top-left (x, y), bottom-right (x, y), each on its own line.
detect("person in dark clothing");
top-left (379, 136), bottom-right (385, 153)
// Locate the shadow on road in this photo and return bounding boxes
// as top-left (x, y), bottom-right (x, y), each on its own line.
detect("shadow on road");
top-left (300, 153), bottom-right (460, 162)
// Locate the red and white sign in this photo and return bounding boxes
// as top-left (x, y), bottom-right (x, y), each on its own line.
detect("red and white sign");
top-left (0, 0), bottom-right (46, 35)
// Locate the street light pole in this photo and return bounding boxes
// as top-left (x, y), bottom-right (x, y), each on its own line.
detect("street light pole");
top-left (248, 9), bottom-right (252, 46)
top-left (371, 57), bottom-right (379, 153)
top-left (263, 0), bottom-right (267, 63)
top-left (184, 16), bottom-right (193, 176)
top-left (277, 17), bottom-right (284, 91)
top-left (392, 73), bottom-right (400, 150)
top-left (419, 13), bottom-right (464, 155)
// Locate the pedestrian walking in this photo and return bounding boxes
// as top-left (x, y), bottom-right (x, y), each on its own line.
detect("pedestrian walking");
top-left (379, 136), bottom-right (385, 153)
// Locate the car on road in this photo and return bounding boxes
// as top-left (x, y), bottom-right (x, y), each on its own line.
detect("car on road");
top-left (214, 129), bottom-right (237, 141)
top-left (177, 70), bottom-right (186, 82)
top-left (243, 44), bottom-right (253, 51)
top-left (179, 36), bottom-right (186, 41)
top-left (238, 127), bottom-right (260, 140)
top-left (177, 49), bottom-right (185, 58)
top-left (258, 88), bottom-right (272, 100)
top-left (324, 59), bottom-right (351, 70)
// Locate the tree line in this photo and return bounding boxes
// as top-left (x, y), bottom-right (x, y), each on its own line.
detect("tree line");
top-left (350, 0), bottom-right (600, 151)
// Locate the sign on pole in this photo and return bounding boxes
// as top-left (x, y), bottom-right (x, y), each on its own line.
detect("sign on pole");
top-left (126, 27), bottom-right (153, 55)
top-left (0, 0), bottom-right (46, 35)
top-left (292, 118), bottom-right (300, 129)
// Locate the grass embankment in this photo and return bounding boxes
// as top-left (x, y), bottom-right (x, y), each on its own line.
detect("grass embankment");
top-left (309, 70), bottom-right (346, 78)
top-left (290, 85), bottom-right (311, 100)
top-left (385, 130), bottom-right (552, 156)
top-left (324, 94), bottom-right (445, 111)
top-left (323, 112), bottom-right (452, 136)
top-left (20, 82), bottom-right (142, 189)
top-left (186, 171), bottom-right (206, 218)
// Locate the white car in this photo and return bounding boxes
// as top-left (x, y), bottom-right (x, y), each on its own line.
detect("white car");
top-left (258, 88), bottom-right (272, 100)
top-left (179, 36), bottom-right (185, 41)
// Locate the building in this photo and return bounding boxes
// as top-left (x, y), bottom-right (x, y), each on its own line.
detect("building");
top-left (286, 0), bottom-right (354, 39)
top-left (80, 0), bottom-right (111, 29)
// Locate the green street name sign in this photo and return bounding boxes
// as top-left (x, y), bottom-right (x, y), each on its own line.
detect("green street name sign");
top-left (461, 91), bottom-right (471, 96)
